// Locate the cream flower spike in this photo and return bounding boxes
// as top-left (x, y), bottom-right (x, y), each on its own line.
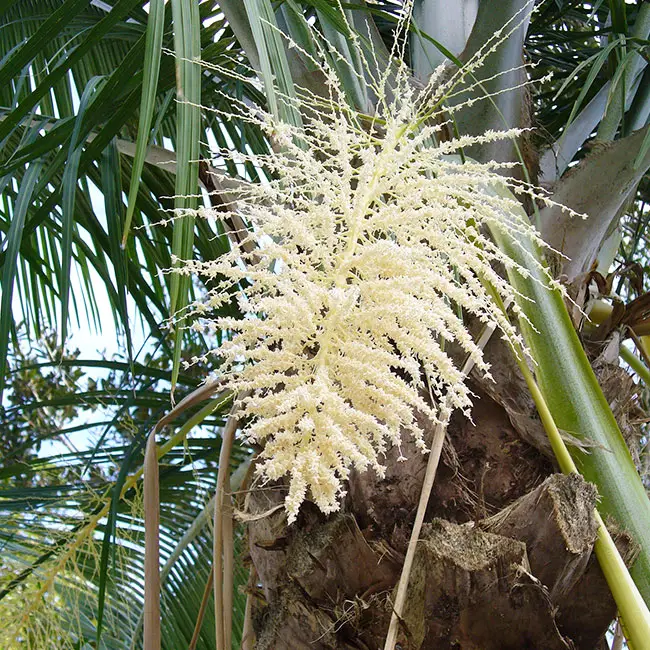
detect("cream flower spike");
top-left (177, 1), bottom-right (564, 524)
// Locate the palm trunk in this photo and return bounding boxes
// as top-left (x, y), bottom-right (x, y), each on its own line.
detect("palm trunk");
top-left (244, 336), bottom-right (637, 649)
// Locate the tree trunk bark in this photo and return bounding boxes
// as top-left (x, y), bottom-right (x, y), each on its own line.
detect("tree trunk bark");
top-left (243, 337), bottom-right (639, 649)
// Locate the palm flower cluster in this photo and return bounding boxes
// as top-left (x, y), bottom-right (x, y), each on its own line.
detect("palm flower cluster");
top-left (178, 9), bottom-right (563, 523)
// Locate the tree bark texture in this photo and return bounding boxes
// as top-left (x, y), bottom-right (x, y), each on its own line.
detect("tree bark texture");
top-left (242, 338), bottom-right (639, 649)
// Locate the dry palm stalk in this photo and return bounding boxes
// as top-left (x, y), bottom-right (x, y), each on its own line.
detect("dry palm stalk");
top-left (213, 411), bottom-right (239, 650)
top-left (188, 569), bottom-right (214, 650)
top-left (144, 432), bottom-right (161, 650)
top-left (384, 318), bottom-right (501, 650)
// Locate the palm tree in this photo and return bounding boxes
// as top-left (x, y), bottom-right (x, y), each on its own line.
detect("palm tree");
top-left (1, 1), bottom-right (650, 648)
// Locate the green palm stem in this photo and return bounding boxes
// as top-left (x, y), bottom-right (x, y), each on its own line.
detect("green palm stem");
top-left (485, 214), bottom-right (650, 648)
top-left (488, 189), bottom-right (650, 601)
top-left (483, 276), bottom-right (650, 647)
top-left (515, 346), bottom-right (650, 649)
top-left (620, 345), bottom-right (650, 388)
